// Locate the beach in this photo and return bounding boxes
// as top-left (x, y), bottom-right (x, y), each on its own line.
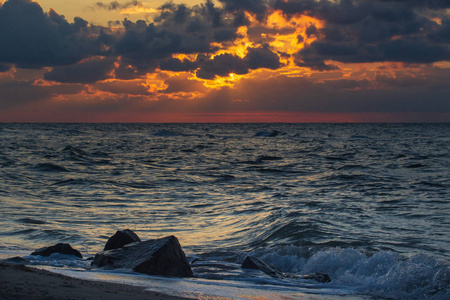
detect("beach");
top-left (0, 262), bottom-right (188, 300)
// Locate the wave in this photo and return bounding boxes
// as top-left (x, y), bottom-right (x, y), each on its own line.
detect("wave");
top-left (61, 145), bottom-right (89, 159)
top-left (16, 218), bottom-right (46, 225)
top-left (58, 145), bottom-right (111, 166)
top-left (253, 247), bottom-right (450, 300)
top-left (33, 163), bottom-right (69, 172)
top-left (52, 178), bottom-right (98, 186)
top-left (349, 135), bottom-right (373, 140)
top-left (254, 130), bottom-right (282, 137)
top-left (256, 155), bottom-right (283, 163)
top-left (152, 129), bottom-right (187, 137)
top-left (244, 166), bottom-right (306, 175)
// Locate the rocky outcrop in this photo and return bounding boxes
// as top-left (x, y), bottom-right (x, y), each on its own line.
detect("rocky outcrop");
top-left (92, 235), bottom-right (193, 277)
top-left (104, 229), bottom-right (141, 251)
top-left (31, 243), bottom-right (82, 258)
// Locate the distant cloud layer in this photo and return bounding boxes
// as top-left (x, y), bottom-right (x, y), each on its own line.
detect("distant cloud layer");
top-left (0, 0), bottom-right (449, 122)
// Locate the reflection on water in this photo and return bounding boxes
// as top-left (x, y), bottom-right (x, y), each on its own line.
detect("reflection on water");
top-left (1, 123), bottom-right (449, 257)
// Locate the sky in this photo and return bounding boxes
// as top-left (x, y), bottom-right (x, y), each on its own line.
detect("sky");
top-left (0, 0), bottom-right (449, 123)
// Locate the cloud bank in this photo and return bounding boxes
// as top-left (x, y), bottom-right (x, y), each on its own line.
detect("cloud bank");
top-left (0, 0), bottom-right (449, 122)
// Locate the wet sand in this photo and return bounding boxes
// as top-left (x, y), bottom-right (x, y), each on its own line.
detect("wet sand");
top-left (0, 262), bottom-right (189, 300)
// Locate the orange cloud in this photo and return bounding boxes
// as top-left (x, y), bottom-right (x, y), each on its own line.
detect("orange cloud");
top-left (120, 7), bottom-right (160, 15)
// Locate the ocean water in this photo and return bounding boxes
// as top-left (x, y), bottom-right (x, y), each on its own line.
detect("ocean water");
top-left (0, 123), bottom-right (449, 299)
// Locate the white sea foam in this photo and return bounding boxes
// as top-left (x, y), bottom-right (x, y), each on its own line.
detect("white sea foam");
top-left (23, 253), bottom-right (89, 269)
top-left (36, 266), bottom-right (364, 300)
top-left (257, 247), bottom-right (450, 300)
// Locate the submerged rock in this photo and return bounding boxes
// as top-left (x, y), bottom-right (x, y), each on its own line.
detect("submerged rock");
top-left (92, 235), bottom-right (193, 277)
top-left (2, 256), bottom-right (29, 264)
top-left (104, 229), bottom-right (141, 251)
top-left (31, 243), bottom-right (82, 258)
top-left (242, 256), bottom-right (331, 283)
top-left (241, 256), bottom-right (283, 278)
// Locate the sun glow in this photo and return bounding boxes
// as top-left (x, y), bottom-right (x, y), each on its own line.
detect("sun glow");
top-left (265, 10), bottom-right (325, 59)
top-left (142, 73), bottom-right (168, 94)
top-left (196, 72), bottom-right (248, 89)
top-left (120, 7), bottom-right (160, 15)
top-left (212, 26), bottom-right (254, 59)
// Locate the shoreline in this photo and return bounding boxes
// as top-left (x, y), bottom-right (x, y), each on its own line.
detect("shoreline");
top-left (0, 262), bottom-right (372, 300)
top-left (0, 262), bottom-right (189, 300)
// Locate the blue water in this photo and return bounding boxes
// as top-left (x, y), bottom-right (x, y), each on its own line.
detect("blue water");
top-left (0, 123), bottom-right (449, 299)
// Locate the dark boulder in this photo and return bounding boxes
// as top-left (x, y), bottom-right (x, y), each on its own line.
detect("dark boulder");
top-left (241, 255), bottom-right (283, 278)
top-left (31, 243), bottom-right (82, 258)
top-left (104, 229), bottom-right (141, 251)
top-left (302, 272), bottom-right (331, 283)
top-left (92, 235), bottom-right (193, 277)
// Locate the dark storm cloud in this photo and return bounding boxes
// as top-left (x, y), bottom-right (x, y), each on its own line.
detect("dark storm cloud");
top-left (296, 37), bottom-right (448, 66)
top-left (376, 0), bottom-right (450, 9)
top-left (196, 53), bottom-right (249, 79)
top-left (161, 46), bottom-right (282, 79)
top-left (429, 17), bottom-right (450, 43)
top-left (245, 46), bottom-right (282, 70)
top-left (194, 46), bottom-right (282, 79)
top-left (273, 0), bottom-right (450, 68)
top-left (159, 58), bottom-right (199, 72)
top-left (0, 0), bottom-right (449, 81)
top-left (0, 0), bottom-right (108, 69)
top-left (218, 0), bottom-right (268, 18)
top-left (94, 1), bottom-right (142, 11)
top-left (44, 57), bottom-right (116, 84)
top-left (273, 0), bottom-right (449, 21)
top-left (0, 0), bottom-right (244, 75)
top-left (113, 1), bottom-right (246, 73)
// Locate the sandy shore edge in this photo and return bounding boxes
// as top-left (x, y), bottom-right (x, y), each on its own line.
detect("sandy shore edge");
top-left (0, 262), bottom-right (189, 300)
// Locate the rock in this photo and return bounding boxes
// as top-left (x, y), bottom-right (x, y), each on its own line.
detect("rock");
top-left (104, 229), bottom-right (141, 251)
top-left (241, 256), bottom-right (331, 283)
top-left (31, 243), bottom-right (82, 258)
top-left (302, 272), bottom-right (331, 283)
top-left (2, 256), bottom-right (29, 264)
top-left (241, 256), bottom-right (283, 278)
top-left (92, 235), bottom-right (193, 277)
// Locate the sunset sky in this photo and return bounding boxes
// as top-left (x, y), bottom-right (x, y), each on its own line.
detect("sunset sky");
top-left (0, 0), bottom-right (449, 122)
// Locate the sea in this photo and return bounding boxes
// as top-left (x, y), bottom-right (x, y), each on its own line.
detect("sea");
top-left (0, 123), bottom-right (449, 299)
